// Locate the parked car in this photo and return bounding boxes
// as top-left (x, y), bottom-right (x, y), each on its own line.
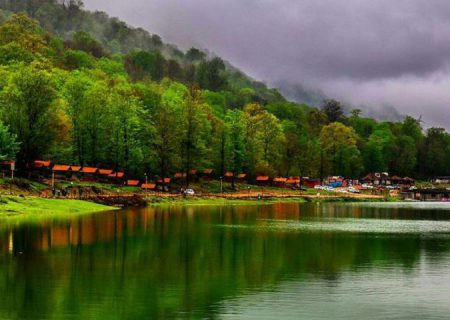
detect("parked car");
top-left (348, 187), bottom-right (360, 194)
top-left (185, 189), bottom-right (195, 195)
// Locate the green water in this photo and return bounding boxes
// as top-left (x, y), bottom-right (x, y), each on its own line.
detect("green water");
top-left (0, 202), bottom-right (450, 319)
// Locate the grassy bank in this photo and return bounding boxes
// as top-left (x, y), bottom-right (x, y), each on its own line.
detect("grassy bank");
top-left (0, 195), bottom-right (115, 216)
top-left (144, 194), bottom-right (395, 207)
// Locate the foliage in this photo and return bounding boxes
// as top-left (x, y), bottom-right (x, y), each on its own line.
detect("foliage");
top-left (0, 11), bottom-right (447, 180)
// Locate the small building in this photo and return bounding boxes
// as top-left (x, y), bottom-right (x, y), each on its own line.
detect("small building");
top-left (237, 173), bottom-right (247, 183)
top-left (433, 176), bottom-right (450, 184)
top-left (174, 172), bottom-right (187, 183)
top-left (287, 177), bottom-right (301, 188)
top-left (256, 176), bottom-right (270, 186)
top-left (273, 177), bottom-right (287, 187)
top-left (141, 183), bottom-right (156, 190)
top-left (127, 180), bottom-right (140, 187)
top-left (0, 160), bottom-right (15, 178)
top-left (52, 165), bottom-right (72, 180)
top-left (224, 171), bottom-right (234, 182)
top-left (402, 189), bottom-right (450, 201)
top-left (201, 169), bottom-right (214, 181)
top-left (81, 167), bottom-right (98, 182)
top-left (303, 178), bottom-right (321, 188)
top-left (98, 169), bottom-right (113, 182)
top-left (361, 172), bottom-right (392, 186)
top-left (28, 160), bottom-right (52, 179)
top-left (108, 172), bottom-right (125, 184)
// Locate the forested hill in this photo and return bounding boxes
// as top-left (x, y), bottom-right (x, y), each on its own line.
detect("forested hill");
top-left (0, 0), bottom-right (448, 180)
top-left (0, 0), bottom-right (283, 104)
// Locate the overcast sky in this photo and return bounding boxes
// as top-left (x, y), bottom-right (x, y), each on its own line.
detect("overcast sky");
top-left (84, 0), bottom-right (450, 128)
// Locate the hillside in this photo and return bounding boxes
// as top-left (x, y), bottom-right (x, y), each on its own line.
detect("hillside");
top-left (0, 0), bottom-right (448, 182)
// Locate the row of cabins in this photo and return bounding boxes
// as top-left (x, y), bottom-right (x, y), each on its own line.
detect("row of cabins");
top-left (6, 160), bottom-right (323, 190)
top-left (360, 173), bottom-right (416, 186)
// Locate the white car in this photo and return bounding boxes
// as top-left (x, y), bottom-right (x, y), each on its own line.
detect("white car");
top-left (185, 189), bottom-right (195, 195)
top-left (348, 187), bottom-right (360, 194)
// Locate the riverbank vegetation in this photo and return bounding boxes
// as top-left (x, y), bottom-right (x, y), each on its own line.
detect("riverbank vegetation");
top-left (0, 195), bottom-right (113, 215)
top-left (0, 1), bottom-right (448, 186)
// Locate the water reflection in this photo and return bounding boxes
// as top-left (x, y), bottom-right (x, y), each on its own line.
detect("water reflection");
top-left (0, 203), bottom-right (449, 319)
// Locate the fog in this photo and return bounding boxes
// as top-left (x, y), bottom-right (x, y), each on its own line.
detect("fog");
top-left (84, 0), bottom-right (450, 128)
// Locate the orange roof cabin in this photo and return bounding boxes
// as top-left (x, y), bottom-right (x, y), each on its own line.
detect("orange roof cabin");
top-left (108, 172), bottom-right (125, 184)
top-left (127, 180), bottom-right (140, 186)
top-left (224, 171), bottom-right (234, 182)
top-left (99, 169), bottom-right (113, 175)
top-left (286, 177), bottom-right (301, 186)
top-left (174, 172), bottom-right (187, 180)
top-left (29, 160), bottom-right (52, 178)
top-left (53, 165), bottom-right (71, 172)
top-left (70, 166), bottom-right (82, 172)
top-left (80, 167), bottom-right (98, 182)
top-left (256, 176), bottom-right (271, 185)
top-left (52, 165), bottom-right (71, 180)
top-left (141, 183), bottom-right (156, 190)
top-left (157, 178), bottom-right (171, 184)
top-left (237, 173), bottom-right (247, 183)
top-left (273, 177), bottom-right (288, 187)
top-left (201, 168), bottom-right (214, 181)
top-left (32, 160), bottom-right (52, 168)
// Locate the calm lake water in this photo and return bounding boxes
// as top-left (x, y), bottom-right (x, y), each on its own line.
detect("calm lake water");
top-left (1, 202), bottom-right (450, 319)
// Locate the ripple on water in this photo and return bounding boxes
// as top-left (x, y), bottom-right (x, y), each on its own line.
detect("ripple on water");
top-left (217, 218), bottom-right (450, 235)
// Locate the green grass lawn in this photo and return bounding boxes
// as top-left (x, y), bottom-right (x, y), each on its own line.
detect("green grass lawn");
top-left (0, 195), bottom-right (114, 216)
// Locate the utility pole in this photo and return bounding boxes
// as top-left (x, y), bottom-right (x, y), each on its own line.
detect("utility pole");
top-left (220, 176), bottom-right (223, 194)
top-left (144, 173), bottom-right (148, 196)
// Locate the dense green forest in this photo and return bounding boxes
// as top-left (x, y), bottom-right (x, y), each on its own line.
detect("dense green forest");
top-left (0, 0), bottom-right (448, 181)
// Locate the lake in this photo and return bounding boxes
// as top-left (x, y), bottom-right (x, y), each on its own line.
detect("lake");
top-left (0, 202), bottom-right (450, 319)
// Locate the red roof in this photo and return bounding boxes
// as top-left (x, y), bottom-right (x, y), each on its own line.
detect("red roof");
top-left (127, 180), bottom-right (140, 186)
top-left (273, 177), bottom-right (287, 183)
top-left (81, 167), bottom-right (98, 174)
top-left (108, 172), bottom-right (124, 178)
top-left (237, 173), bottom-right (247, 179)
top-left (225, 172), bottom-right (234, 177)
top-left (190, 169), bottom-right (197, 175)
top-left (141, 183), bottom-right (156, 190)
top-left (174, 172), bottom-right (187, 178)
top-left (99, 169), bottom-right (113, 175)
top-left (53, 165), bottom-right (71, 172)
top-left (0, 160), bottom-right (15, 165)
top-left (157, 178), bottom-right (171, 184)
top-left (70, 166), bottom-right (82, 172)
top-left (203, 169), bottom-right (213, 174)
top-left (33, 160), bottom-right (51, 168)
top-left (256, 176), bottom-right (270, 181)
top-left (287, 177), bottom-right (300, 184)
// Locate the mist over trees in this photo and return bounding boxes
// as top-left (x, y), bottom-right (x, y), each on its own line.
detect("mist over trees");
top-left (0, 1), bottom-right (449, 180)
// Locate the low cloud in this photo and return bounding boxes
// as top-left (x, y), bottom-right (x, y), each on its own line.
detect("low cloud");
top-left (84, 0), bottom-right (450, 128)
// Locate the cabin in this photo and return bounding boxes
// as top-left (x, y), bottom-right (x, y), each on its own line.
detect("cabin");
top-left (127, 180), bottom-right (140, 187)
top-left (69, 166), bottom-right (82, 180)
top-left (433, 176), bottom-right (450, 184)
top-left (256, 176), bottom-right (270, 186)
top-left (189, 169), bottom-right (199, 182)
top-left (302, 178), bottom-right (321, 188)
top-left (201, 169), bottom-right (214, 181)
top-left (80, 167), bottom-right (98, 182)
top-left (97, 169), bottom-right (113, 183)
top-left (141, 183), bottom-right (156, 191)
top-left (224, 171), bottom-right (234, 182)
top-left (174, 172), bottom-right (187, 183)
top-left (52, 165), bottom-right (72, 180)
top-left (273, 177), bottom-right (287, 187)
top-left (361, 172), bottom-right (392, 186)
top-left (402, 189), bottom-right (450, 201)
top-left (237, 173), bottom-right (247, 184)
top-left (29, 160), bottom-right (52, 179)
top-left (286, 177), bottom-right (301, 188)
top-left (108, 172), bottom-right (125, 184)
top-left (0, 160), bottom-right (14, 178)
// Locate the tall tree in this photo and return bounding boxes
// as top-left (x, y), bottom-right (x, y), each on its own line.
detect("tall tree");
top-left (0, 65), bottom-right (58, 168)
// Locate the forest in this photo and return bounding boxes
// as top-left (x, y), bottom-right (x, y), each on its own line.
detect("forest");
top-left (0, 0), bottom-right (448, 181)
